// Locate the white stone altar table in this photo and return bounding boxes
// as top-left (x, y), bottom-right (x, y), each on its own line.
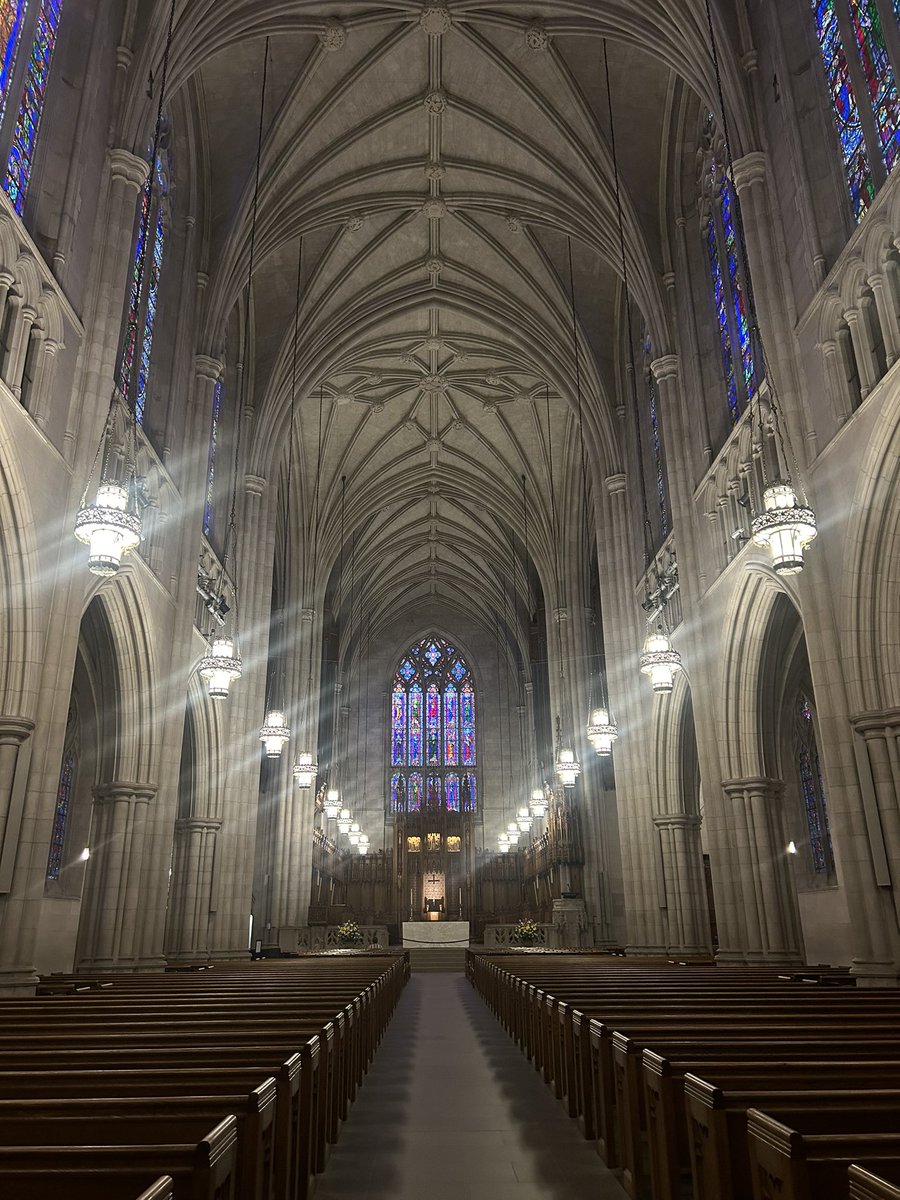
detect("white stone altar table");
top-left (402, 921), bottom-right (470, 947)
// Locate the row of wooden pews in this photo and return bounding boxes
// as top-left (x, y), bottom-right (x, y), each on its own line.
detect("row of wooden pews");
top-left (467, 950), bottom-right (900, 1200)
top-left (0, 951), bottom-right (409, 1200)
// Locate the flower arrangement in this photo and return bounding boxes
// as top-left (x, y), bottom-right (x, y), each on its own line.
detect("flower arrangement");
top-left (511, 918), bottom-right (541, 946)
top-left (336, 921), bottom-right (364, 946)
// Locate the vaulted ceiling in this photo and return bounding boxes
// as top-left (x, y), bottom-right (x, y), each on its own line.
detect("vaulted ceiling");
top-left (121, 1), bottom-right (746, 655)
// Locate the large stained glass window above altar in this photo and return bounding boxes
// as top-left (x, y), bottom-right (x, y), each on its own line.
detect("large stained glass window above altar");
top-left (390, 636), bottom-right (477, 814)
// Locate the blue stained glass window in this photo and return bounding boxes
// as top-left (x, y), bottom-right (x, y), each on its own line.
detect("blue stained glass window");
top-left (795, 693), bottom-right (834, 875)
top-left (389, 636), bottom-right (476, 814)
top-left (3, 0), bottom-right (61, 215)
top-left (0, 2), bottom-right (27, 125)
top-left (445, 774), bottom-right (460, 812)
top-left (642, 332), bottom-right (669, 539)
top-left (462, 773), bottom-right (476, 812)
top-left (134, 212), bottom-right (164, 424)
top-left (811, 0), bottom-right (876, 220)
top-left (706, 214), bottom-right (740, 424)
top-left (847, 0), bottom-right (900, 173)
top-left (204, 378), bottom-right (222, 537)
top-left (720, 183), bottom-right (754, 397)
top-left (47, 746), bottom-right (74, 880)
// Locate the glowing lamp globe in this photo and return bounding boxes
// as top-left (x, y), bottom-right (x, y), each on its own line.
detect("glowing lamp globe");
top-left (357, 835), bottom-right (370, 856)
top-left (337, 808), bottom-right (352, 834)
top-left (751, 483), bottom-right (817, 575)
top-left (259, 710), bottom-right (290, 757)
top-left (516, 805), bottom-right (533, 832)
top-left (555, 746), bottom-right (581, 789)
top-left (498, 839), bottom-right (510, 854)
top-left (506, 822), bottom-right (520, 845)
top-left (293, 751), bottom-right (317, 789)
top-left (324, 789), bottom-right (341, 820)
top-left (74, 481), bottom-right (142, 576)
top-left (530, 788), bottom-right (547, 819)
top-left (640, 629), bottom-right (681, 695)
top-left (587, 707), bottom-right (618, 756)
top-left (348, 822), bottom-right (362, 846)
top-left (199, 637), bottom-right (243, 699)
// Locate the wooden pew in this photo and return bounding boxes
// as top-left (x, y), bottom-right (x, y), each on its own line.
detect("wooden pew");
top-left (747, 1108), bottom-right (900, 1200)
top-left (137, 1179), bottom-right (175, 1200)
top-left (850, 1164), bottom-right (900, 1199)
top-left (0, 1113), bottom-right (238, 1200)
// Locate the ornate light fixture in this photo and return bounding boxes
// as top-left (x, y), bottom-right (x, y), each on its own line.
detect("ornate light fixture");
top-left (554, 715), bottom-right (581, 789)
top-left (751, 483), bottom-right (818, 575)
top-left (587, 707), bottom-right (618, 756)
top-left (639, 625), bottom-right (682, 695)
top-left (516, 805), bottom-right (533, 833)
top-left (529, 787), bottom-right (548, 819)
top-left (358, 834), bottom-right (370, 856)
top-left (498, 835), bottom-right (510, 854)
top-left (199, 636), bottom-right (243, 700)
top-left (259, 709), bottom-right (290, 757)
top-left (703, 0), bottom-right (817, 575)
top-left (337, 808), bottom-right (352, 835)
top-left (75, 0), bottom-right (179, 574)
top-left (506, 822), bottom-right (521, 845)
top-left (293, 751), bottom-right (318, 789)
top-left (75, 476), bottom-right (142, 577)
top-left (324, 788), bottom-right (341, 819)
top-left (348, 822), bottom-right (361, 846)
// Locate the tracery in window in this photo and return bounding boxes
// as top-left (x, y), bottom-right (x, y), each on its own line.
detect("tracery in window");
top-left (811, 0), bottom-right (899, 221)
top-left (794, 692), bottom-right (835, 876)
top-left (4, 0), bottom-right (62, 215)
top-left (121, 141), bottom-right (171, 425)
top-left (390, 636), bottom-right (477, 814)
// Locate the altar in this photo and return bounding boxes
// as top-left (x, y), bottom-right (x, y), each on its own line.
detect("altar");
top-left (402, 921), bottom-right (470, 947)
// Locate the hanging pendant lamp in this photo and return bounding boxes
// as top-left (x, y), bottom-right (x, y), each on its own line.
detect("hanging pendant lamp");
top-left (529, 786), bottom-right (547, 819)
top-left (75, 476), bottom-right (142, 576)
top-left (294, 751), bottom-right (318, 789)
top-left (337, 807), bottom-right (352, 835)
top-left (199, 636), bottom-right (243, 700)
top-left (554, 714), bottom-right (581, 789)
top-left (323, 788), bottom-right (341, 819)
top-left (639, 624), bottom-right (682, 695)
top-left (751, 483), bottom-right (817, 574)
top-left (587, 707), bottom-right (618, 756)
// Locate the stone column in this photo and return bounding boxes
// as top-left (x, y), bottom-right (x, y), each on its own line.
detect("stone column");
top-left (843, 307), bottom-right (877, 401)
top-left (28, 337), bottom-right (61, 429)
top-left (820, 339), bottom-right (851, 425)
top-left (0, 718), bottom-right (34, 875)
top-left (208, 474), bottom-right (275, 958)
top-left (166, 817), bottom-right (222, 961)
top-left (868, 271), bottom-right (899, 369)
top-left (653, 813), bottom-right (711, 956)
top-left (77, 783), bottom-right (156, 971)
top-left (717, 778), bottom-right (803, 964)
top-left (7, 305), bottom-right (36, 399)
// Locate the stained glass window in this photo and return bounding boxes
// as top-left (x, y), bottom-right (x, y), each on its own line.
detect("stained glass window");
top-left (847, 0), bottom-right (900, 173)
top-left (794, 693), bottom-right (835, 875)
top-left (204, 378), bottom-right (223, 537)
top-left (721, 184), bottom-right (754, 397)
top-left (3, 0), bottom-right (62, 215)
top-left (642, 332), bottom-right (669, 540)
top-left (706, 213), bottom-right (739, 424)
top-left (0, 2), bottom-right (27, 124)
top-left (46, 745), bottom-right (74, 880)
top-left (388, 636), bottom-right (477, 813)
top-left (120, 141), bottom-right (170, 423)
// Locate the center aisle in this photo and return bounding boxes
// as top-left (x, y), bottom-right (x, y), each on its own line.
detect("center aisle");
top-left (315, 972), bottom-right (629, 1200)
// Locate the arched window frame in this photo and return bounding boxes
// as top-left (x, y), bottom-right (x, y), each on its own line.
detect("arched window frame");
top-left (640, 328), bottom-right (670, 547)
top-left (809, 0), bottom-right (900, 223)
top-left (204, 372), bottom-right (223, 537)
top-left (389, 636), bottom-right (478, 817)
top-left (120, 128), bottom-right (173, 427)
top-left (46, 704), bottom-right (77, 881)
top-left (0, 0), bottom-right (64, 218)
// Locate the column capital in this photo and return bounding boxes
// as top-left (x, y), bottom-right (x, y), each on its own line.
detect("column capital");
top-left (731, 151), bottom-right (768, 194)
top-left (0, 716), bottom-right (34, 745)
top-left (605, 473), bottom-right (627, 496)
top-left (301, 608), bottom-right (316, 623)
top-left (524, 680), bottom-right (534, 694)
top-left (553, 607), bottom-right (568, 624)
top-left (245, 474), bottom-right (267, 498)
top-left (194, 354), bottom-right (223, 382)
top-left (722, 777), bottom-right (784, 801)
top-left (652, 812), bottom-right (702, 831)
top-left (108, 148), bottom-right (150, 192)
top-left (175, 817), bottom-right (223, 834)
top-left (851, 708), bottom-right (900, 738)
top-left (650, 354), bottom-right (679, 384)
top-left (93, 781), bottom-right (158, 805)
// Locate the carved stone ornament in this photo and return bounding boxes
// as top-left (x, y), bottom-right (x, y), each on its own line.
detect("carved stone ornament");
top-left (524, 20), bottom-right (549, 51)
top-left (319, 19), bottom-right (347, 51)
top-left (422, 197), bottom-right (448, 219)
top-left (344, 213), bottom-right (366, 232)
top-left (422, 374), bottom-right (448, 392)
top-left (484, 403), bottom-right (498, 415)
top-left (423, 337), bottom-right (444, 352)
top-left (426, 256), bottom-right (444, 274)
top-left (373, 402), bottom-right (385, 413)
top-left (485, 373), bottom-right (502, 386)
top-left (424, 160), bottom-right (446, 180)
top-left (426, 437), bottom-right (442, 454)
top-left (420, 5), bottom-right (453, 35)
top-left (424, 89), bottom-right (448, 115)
top-left (334, 391), bottom-right (355, 406)
top-left (505, 214), bottom-right (523, 232)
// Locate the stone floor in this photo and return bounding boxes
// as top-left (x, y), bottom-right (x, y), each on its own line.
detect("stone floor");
top-left (314, 972), bottom-right (629, 1200)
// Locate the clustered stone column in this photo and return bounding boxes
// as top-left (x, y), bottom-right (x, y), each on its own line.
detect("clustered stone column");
top-left (167, 817), bottom-right (222, 961)
top-left (653, 813), bottom-right (710, 956)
